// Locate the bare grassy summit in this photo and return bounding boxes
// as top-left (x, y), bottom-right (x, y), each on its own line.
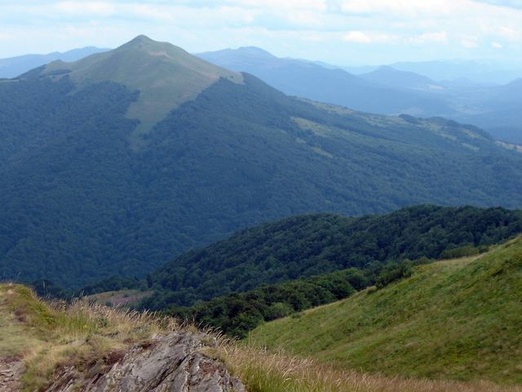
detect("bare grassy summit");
top-left (43, 35), bottom-right (243, 133)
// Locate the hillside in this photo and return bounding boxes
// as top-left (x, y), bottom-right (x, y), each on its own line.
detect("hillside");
top-left (36, 35), bottom-right (243, 135)
top-left (2, 36), bottom-right (522, 288)
top-left (248, 236), bottom-right (522, 385)
top-left (142, 205), bottom-right (522, 308)
top-left (0, 283), bottom-right (245, 391)
top-left (2, 284), bottom-right (518, 392)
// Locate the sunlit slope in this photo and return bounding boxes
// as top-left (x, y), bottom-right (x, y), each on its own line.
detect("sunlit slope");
top-left (249, 236), bottom-right (522, 384)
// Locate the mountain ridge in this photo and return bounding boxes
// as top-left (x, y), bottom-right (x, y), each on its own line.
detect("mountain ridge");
top-left (37, 35), bottom-right (243, 134)
top-left (1, 36), bottom-right (522, 287)
top-left (198, 46), bottom-right (522, 143)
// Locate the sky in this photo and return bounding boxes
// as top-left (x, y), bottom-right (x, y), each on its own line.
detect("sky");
top-left (1, 0), bottom-right (522, 67)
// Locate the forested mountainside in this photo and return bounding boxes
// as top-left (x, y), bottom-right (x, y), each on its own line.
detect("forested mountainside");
top-left (139, 205), bottom-right (522, 309)
top-left (1, 36), bottom-right (522, 288)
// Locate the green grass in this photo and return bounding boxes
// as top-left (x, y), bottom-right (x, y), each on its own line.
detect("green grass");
top-left (219, 345), bottom-right (522, 392)
top-left (2, 280), bottom-right (521, 392)
top-left (248, 236), bottom-right (522, 385)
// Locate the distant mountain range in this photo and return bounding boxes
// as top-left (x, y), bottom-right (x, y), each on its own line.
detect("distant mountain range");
top-left (2, 44), bottom-right (521, 143)
top-left (197, 47), bottom-right (454, 119)
top-left (382, 59), bottom-right (521, 85)
top-left (0, 47), bottom-right (108, 78)
top-left (1, 35), bottom-right (522, 288)
top-left (197, 47), bottom-right (522, 144)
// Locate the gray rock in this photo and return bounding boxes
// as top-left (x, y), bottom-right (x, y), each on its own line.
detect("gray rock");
top-left (44, 332), bottom-right (245, 392)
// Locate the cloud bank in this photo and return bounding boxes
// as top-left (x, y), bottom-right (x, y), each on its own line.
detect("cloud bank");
top-left (0, 0), bottom-right (521, 66)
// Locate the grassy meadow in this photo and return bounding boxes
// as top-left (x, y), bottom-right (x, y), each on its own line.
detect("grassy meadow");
top-left (247, 236), bottom-right (522, 386)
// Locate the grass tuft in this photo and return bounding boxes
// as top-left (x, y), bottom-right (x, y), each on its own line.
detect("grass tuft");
top-left (219, 344), bottom-right (522, 392)
top-left (0, 283), bottom-right (177, 391)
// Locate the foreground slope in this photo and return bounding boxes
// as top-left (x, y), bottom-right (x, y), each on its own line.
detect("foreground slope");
top-left (0, 283), bottom-right (245, 391)
top-left (2, 36), bottom-right (522, 287)
top-left (2, 285), bottom-right (516, 392)
top-left (249, 236), bottom-right (522, 384)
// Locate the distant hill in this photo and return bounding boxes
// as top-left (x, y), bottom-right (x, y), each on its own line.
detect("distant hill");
top-left (249, 235), bottom-right (522, 385)
top-left (358, 65), bottom-right (441, 90)
top-left (142, 205), bottom-right (522, 308)
top-left (197, 47), bottom-right (454, 117)
top-left (2, 36), bottom-right (522, 288)
top-left (0, 47), bottom-right (108, 78)
top-left (459, 78), bottom-right (522, 143)
top-left (389, 59), bottom-right (521, 85)
top-left (199, 48), bottom-right (522, 143)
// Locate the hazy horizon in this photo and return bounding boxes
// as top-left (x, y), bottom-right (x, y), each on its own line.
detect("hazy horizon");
top-left (1, 1), bottom-right (521, 68)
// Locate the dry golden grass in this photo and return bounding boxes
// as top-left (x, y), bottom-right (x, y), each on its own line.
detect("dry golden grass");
top-left (219, 345), bottom-right (522, 392)
top-left (0, 283), bottom-right (177, 391)
top-left (3, 282), bottom-right (521, 392)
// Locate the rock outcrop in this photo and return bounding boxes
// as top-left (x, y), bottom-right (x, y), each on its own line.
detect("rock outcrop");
top-left (44, 332), bottom-right (245, 391)
top-left (0, 357), bottom-right (24, 392)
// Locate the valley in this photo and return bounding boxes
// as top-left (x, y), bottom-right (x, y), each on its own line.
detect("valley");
top-left (0, 35), bottom-right (521, 391)
top-left (1, 37), bottom-right (522, 288)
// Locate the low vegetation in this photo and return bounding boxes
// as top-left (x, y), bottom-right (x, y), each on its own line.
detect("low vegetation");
top-left (248, 236), bottom-right (522, 385)
top-left (0, 283), bottom-right (174, 391)
top-left (1, 278), bottom-right (521, 391)
top-left (221, 346), bottom-right (522, 392)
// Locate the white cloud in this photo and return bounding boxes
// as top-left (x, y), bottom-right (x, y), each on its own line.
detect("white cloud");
top-left (1, 0), bottom-right (522, 66)
top-left (409, 31), bottom-right (448, 44)
top-left (340, 0), bottom-right (454, 17)
top-left (461, 37), bottom-right (479, 48)
top-left (342, 30), bottom-right (395, 44)
top-left (470, 0), bottom-right (522, 10)
top-left (54, 1), bottom-right (117, 16)
top-left (496, 26), bottom-right (522, 42)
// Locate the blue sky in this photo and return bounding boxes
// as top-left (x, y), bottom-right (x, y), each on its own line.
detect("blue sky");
top-left (1, 0), bottom-right (521, 66)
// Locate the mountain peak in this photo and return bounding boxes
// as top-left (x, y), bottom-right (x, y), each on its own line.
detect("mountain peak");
top-left (37, 36), bottom-right (244, 135)
top-left (235, 46), bottom-right (275, 58)
top-left (128, 34), bottom-right (154, 44)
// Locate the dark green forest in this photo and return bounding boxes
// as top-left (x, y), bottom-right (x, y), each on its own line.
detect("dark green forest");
top-left (167, 268), bottom-right (369, 338)
top-left (140, 205), bottom-right (522, 310)
top-left (2, 40), bottom-right (522, 288)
